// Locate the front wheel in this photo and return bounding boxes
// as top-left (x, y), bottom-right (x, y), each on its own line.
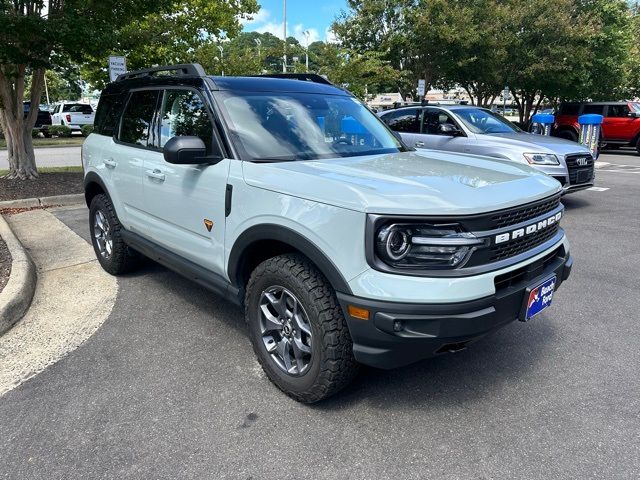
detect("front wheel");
top-left (89, 194), bottom-right (141, 275)
top-left (245, 254), bottom-right (359, 403)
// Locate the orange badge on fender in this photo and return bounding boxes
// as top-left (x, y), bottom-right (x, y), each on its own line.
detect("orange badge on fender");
top-left (204, 219), bottom-right (214, 232)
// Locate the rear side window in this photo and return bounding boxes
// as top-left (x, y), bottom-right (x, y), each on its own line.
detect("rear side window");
top-left (381, 108), bottom-right (420, 133)
top-left (94, 94), bottom-right (126, 136)
top-left (582, 104), bottom-right (605, 115)
top-left (606, 104), bottom-right (630, 117)
top-left (558, 103), bottom-right (580, 115)
top-left (159, 89), bottom-right (214, 151)
top-left (119, 90), bottom-right (161, 147)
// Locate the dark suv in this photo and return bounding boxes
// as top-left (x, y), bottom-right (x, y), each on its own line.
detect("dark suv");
top-left (23, 101), bottom-right (52, 137)
top-left (554, 101), bottom-right (640, 153)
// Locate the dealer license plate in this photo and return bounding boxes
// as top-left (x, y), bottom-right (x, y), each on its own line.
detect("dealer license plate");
top-left (522, 275), bottom-right (556, 321)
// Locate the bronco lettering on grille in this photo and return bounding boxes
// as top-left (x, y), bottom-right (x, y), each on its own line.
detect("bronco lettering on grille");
top-left (494, 211), bottom-right (562, 244)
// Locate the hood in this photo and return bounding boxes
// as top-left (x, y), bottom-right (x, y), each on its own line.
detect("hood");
top-left (480, 132), bottom-right (591, 156)
top-left (242, 150), bottom-right (561, 215)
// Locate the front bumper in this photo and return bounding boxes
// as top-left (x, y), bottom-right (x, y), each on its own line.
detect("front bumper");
top-left (338, 246), bottom-right (572, 369)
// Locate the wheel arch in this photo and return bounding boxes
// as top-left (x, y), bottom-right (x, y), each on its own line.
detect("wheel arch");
top-left (228, 224), bottom-right (353, 297)
top-left (84, 171), bottom-right (109, 207)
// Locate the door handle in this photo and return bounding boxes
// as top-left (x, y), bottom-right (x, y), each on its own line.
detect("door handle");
top-left (103, 158), bottom-right (117, 168)
top-left (146, 169), bottom-right (166, 182)
top-left (415, 141), bottom-right (425, 147)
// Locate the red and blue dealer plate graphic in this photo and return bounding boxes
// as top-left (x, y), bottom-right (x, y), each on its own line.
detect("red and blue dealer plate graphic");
top-left (523, 276), bottom-right (556, 321)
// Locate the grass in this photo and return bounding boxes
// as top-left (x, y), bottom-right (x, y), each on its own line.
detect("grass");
top-left (0, 166), bottom-right (83, 176)
top-left (0, 137), bottom-right (85, 149)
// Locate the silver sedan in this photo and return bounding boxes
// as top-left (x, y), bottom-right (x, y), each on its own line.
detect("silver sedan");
top-left (379, 105), bottom-right (595, 194)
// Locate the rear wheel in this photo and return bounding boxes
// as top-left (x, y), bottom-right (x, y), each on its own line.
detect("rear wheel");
top-left (245, 254), bottom-right (359, 403)
top-left (636, 137), bottom-right (640, 155)
top-left (89, 194), bottom-right (141, 275)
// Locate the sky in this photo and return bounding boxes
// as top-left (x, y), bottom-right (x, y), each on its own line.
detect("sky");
top-left (241, 0), bottom-right (348, 45)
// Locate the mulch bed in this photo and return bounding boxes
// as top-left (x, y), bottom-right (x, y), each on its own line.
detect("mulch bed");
top-left (0, 172), bottom-right (83, 201)
top-left (0, 235), bottom-right (10, 294)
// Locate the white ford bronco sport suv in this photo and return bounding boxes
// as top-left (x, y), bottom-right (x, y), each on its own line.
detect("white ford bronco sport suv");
top-left (83, 64), bottom-right (573, 403)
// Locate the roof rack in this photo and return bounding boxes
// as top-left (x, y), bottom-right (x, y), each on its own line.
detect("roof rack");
top-left (254, 73), bottom-right (334, 86)
top-left (116, 63), bottom-right (206, 82)
top-left (391, 99), bottom-right (469, 109)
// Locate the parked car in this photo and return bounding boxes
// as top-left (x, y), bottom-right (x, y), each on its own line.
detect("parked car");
top-left (23, 101), bottom-right (52, 137)
top-left (379, 104), bottom-right (595, 193)
top-left (84, 65), bottom-right (572, 403)
top-left (554, 101), bottom-right (640, 153)
top-left (51, 101), bottom-right (95, 131)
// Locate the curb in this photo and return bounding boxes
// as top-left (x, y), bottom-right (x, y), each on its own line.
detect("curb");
top-left (0, 214), bottom-right (37, 335)
top-left (0, 193), bottom-right (85, 210)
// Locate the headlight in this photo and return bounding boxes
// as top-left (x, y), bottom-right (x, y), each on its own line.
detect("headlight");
top-left (523, 153), bottom-right (559, 165)
top-left (375, 223), bottom-right (484, 269)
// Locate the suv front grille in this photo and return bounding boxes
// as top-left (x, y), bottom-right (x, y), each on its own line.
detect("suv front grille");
top-left (489, 223), bottom-right (560, 262)
top-left (489, 195), bottom-right (561, 229)
top-left (565, 154), bottom-right (594, 185)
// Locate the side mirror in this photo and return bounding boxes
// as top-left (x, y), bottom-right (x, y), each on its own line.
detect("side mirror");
top-left (629, 111), bottom-right (640, 118)
top-left (439, 123), bottom-right (462, 136)
top-left (163, 136), bottom-right (221, 165)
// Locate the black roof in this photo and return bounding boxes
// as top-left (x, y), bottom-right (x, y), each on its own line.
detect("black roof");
top-left (101, 66), bottom-right (348, 97)
top-left (209, 76), bottom-right (348, 95)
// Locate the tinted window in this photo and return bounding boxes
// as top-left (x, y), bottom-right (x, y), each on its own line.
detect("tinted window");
top-left (381, 108), bottom-right (420, 133)
top-left (159, 89), bottom-right (213, 151)
top-left (423, 108), bottom-right (464, 134)
top-left (63, 103), bottom-right (93, 113)
top-left (559, 103), bottom-right (580, 115)
top-left (582, 104), bottom-right (605, 115)
top-left (607, 104), bottom-right (630, 117)
top-left (453, 108), bottom-right (520, 134)
top-left (94, 94), bottom-right (126, 136)
top-left (119, 90), bottom-right (160, 147)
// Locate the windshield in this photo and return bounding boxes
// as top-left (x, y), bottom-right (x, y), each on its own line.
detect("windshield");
top-left (217, 91), bottom-right (404, 161)
top-left (454, 108), bottom-right (521, 134)
top-left (630, 102), bottom-right (640, 113)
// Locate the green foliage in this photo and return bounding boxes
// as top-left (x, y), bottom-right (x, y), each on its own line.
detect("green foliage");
top-left (81, 125), bottom-right (94, 137)
top-left (49, 125), bottom-right (72, 138)
top-left (82, 0), bottom-right (259, 88)
top-left (31, 128), bottom-right (40, 138)
top-left (333, 0), bottom-right (638, 118)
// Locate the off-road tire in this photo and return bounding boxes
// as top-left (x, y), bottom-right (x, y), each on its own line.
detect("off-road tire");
top-left (245, 254), bottom-right (359, 403)
top-left (89, 193), bottom-right (141, 275)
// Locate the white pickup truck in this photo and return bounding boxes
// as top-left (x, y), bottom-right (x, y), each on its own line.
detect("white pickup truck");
top-left (51, 102), bottom-right (95, 131)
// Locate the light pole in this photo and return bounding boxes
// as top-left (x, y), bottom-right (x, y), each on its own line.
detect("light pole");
top-left (217, 45), bottom-right (224, 76)
top-left (303, 30), bottom-right (310, 72)
top-left (282, 0), bottom-right (287, 73)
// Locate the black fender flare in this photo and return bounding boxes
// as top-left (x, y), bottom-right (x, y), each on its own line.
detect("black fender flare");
top-left (83, 171), bottom-right (109, 207)
top-left (227, 224), bottom-right (353, 295)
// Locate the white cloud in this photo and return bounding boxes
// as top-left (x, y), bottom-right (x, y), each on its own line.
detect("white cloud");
top-left (244, 7), bottom-right (323, 46)
top-left (324, 27), bottom-right (338, 44)
top-left (240, 8), bottom-right (270, 26)
top-left (255, 22), bottom-right (320, 46)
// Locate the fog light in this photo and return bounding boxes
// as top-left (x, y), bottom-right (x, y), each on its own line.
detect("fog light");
top-left (393, 320), bottom-right (403, 332)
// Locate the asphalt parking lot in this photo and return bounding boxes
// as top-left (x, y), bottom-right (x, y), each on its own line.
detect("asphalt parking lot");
top-left (1, 150), bottom-right (639, 479)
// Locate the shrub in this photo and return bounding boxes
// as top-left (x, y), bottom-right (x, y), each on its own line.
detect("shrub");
top-left (81, 124), bottom-right (95, 137)
top-left (49, 125), bottom-right (73, 138)
top-left (32, 128), bottom-right (41, 138)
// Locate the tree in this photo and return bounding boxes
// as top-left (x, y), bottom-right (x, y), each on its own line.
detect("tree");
top-left (333, 0), bottom-right (420, 96)
top-left (502, 0), bottom-right (595, 123)
top-left (0, 0), bottom-right (173, 179)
